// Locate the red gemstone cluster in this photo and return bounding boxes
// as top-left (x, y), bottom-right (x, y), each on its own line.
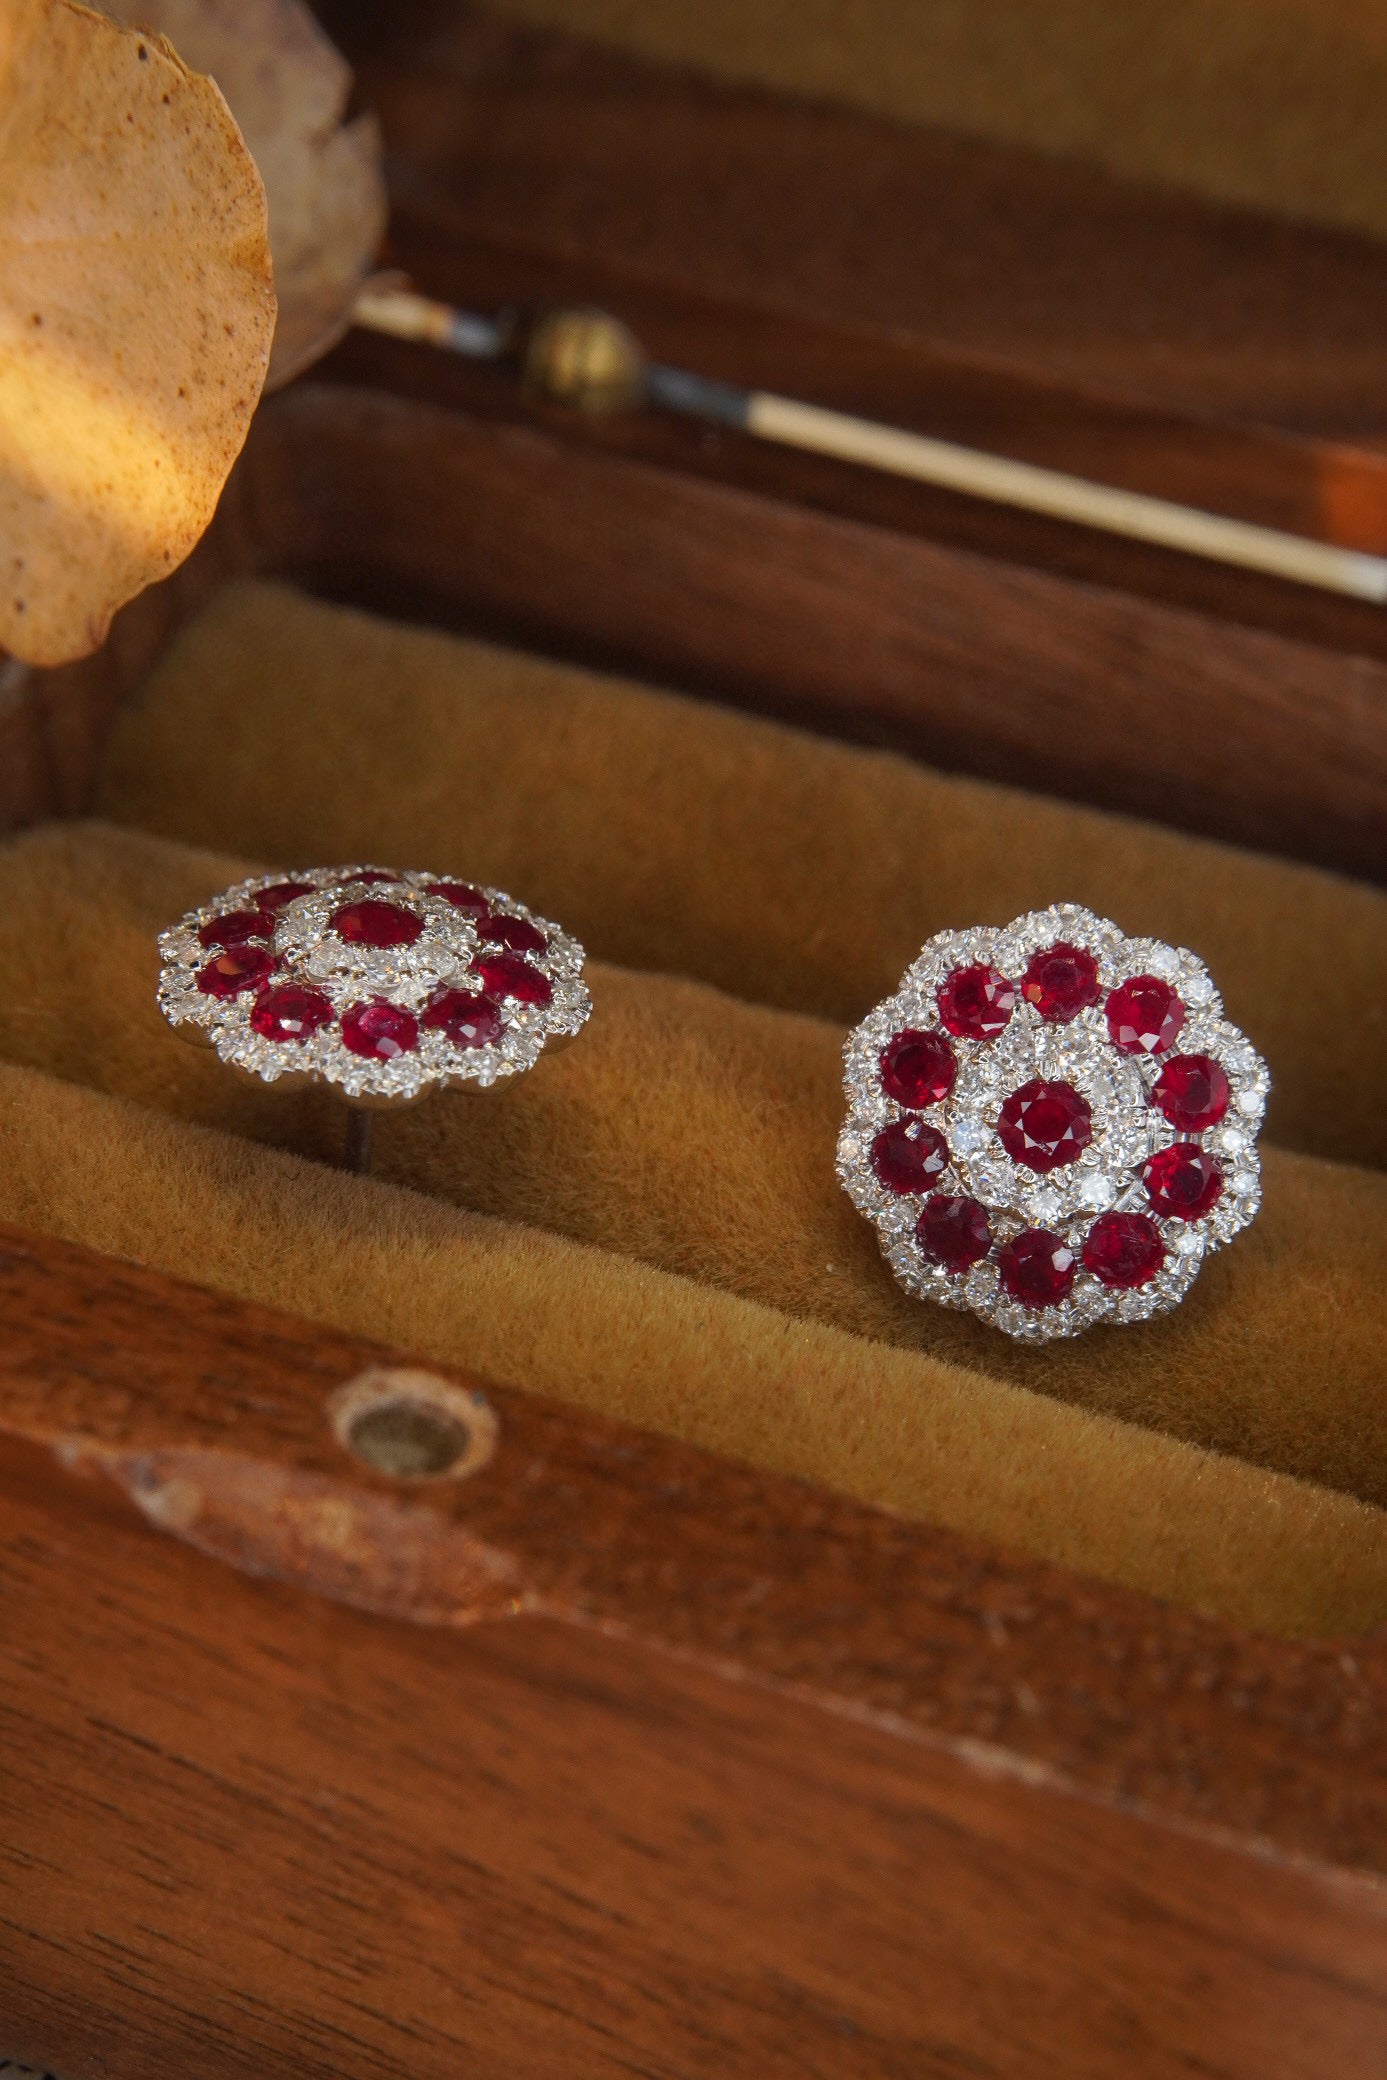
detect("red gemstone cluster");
top-left (839, 908), bottom-right (1267, 1341)
top-left (159, 865), bottom-right (589, 1103)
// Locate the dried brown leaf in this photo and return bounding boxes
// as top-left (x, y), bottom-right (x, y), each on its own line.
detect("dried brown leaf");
top-left (0, 0), bottom-right (275, 664)
top-left (130, 0), bottom-right (388, 386)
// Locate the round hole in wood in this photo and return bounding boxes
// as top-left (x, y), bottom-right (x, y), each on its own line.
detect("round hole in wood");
top-left (330, 1366), bottom-right (498, 1482)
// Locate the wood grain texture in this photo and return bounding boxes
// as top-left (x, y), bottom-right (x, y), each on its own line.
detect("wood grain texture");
top-left (248, 389), bottom-right (1387, 878)
top-left (3, 1220), bottom-right (1387, 2080)
top-left (318, 1), bottom-right (1387, 446)
top-left (12, 385), bottom-right (1386, 879)
top-left (310, 0), bottom-right (1387, 658)
top-left (324, 239), bottom-right (1387, 666)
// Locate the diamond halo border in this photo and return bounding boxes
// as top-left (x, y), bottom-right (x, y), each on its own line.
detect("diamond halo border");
top-left (837, 903), bottom-right (1269, 1343)
top-left (157, 864), bottom-right (592, 1104)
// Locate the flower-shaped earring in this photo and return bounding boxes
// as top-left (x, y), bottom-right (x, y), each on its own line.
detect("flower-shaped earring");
top-left (838, 904), bottom-right (1268, 1341)
top-left (157, 865), bottom-right (591, 1169)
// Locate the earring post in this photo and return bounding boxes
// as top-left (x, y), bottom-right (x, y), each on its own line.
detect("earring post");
top-left (343, 1109), bottom-right (375, 1175)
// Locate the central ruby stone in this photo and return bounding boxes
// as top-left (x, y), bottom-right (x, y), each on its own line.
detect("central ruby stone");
top-left (997, 1078), bottom-right (1092, 1172)
top-left (331, 899), bottom-right (423, 949)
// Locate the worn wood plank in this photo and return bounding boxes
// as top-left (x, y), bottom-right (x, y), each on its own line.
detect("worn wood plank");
top-left (1, 1222), bottom-right (1386, 2079)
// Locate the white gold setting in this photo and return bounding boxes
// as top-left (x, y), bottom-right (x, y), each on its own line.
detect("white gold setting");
top-left (158, 865), bottom-right (592, 1105)
top-left (837, 903), bottom-right (1268, 1342)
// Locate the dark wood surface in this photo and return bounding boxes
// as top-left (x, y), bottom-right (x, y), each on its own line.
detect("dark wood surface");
top-left (3, 1222), bottom-right (1387, 2080)
top-left (22, 385), bottom-right (1382, 882)
top-left (325, 245), bottom-right (1387, 667)
top-left (309, 2), bottom-right (1387, 663)
top-left (319, 4), bottom-right (1387, 442)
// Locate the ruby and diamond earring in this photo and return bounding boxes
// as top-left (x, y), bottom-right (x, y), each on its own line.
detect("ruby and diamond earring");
top-left (837, 904), bottom-right (1268, 1342)
top-left (157, 865), bottom-right (591, 1170)
top-left (159, 877), bottom-right (1265, 1341)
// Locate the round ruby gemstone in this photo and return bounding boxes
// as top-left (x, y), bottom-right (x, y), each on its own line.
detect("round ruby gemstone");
top-left (1143, 1145), bottom-right (1223, 1220)
top-left (430, 881), bottom-right (488, 913)
top-left (1021, 942), bottom-right (1100, 1023)
top-left (916, 1193), bottom-right (991, 1271)
top-left (1151, 1053), bottom-right (1231, 1131)
top-left (1105, 974), bottom-right (1184, 1056)
top-left (1081, 1211), bottom-right (1165, 1289)
top-left (870, 1118), bottom-right (949, 1195)
top-left (256, 880), bottom-right (315, 910)
top-left (936, 963), bottom-right (1016, 1041)
top-left (331, 899), bottom-right (423, 949)
top-left (249, 984), bottom-right (334, 1044)
top-left (998, 1229), bottom-right (1075, 1308)
top-left (423, 988), bottom-right (504, 1049)
top-left (997, 1079), bottom-right (1092, 1172)
top-left (341, 1001), bottom-right (419, 1060)
top-left (478, 911), bottom-right (547, 955)
top-left (473, 953), bottom-right (553, 1005)
top-left (197, 908), bottom-right (276, 949)
top-left (196, 945), bottom-right (275, 997)
top-left (879, 1028), bottom-right (956, 1107)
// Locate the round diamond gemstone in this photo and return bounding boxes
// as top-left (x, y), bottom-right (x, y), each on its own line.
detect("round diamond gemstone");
top-left (1105, 975), bottom-right (1184, 1055)
top-left (473, 953), bottom-right (553, 1005)
top-left (996, 1078), bottom-right (1093, 1172)
top-left (478, 911), bottom-right (547, 955)
top-left (1151, 1053), bottom-right (1231, 1131)
top-left (1021, 942), bottom-right (1100, 1022)
top-left (331, 899), bottom-right (424, 949)
top-left (257, 880), bottom-right (316, 909)
top-left (197, 908), bottom-right (276, 949)
top-left (196, 945), bottom-right (275, 997)
top-left (1143, 1144), bottom-right (1223, 1220)
top-left (1082, 1211), bottom-right (1165, 1288)
top-left (916, 1193), bottom-right (991, 1271)
top-left (350, 870), bottom-right (402, 884)
top-left (341, 1000), bottom-right (419, 1060)
top-left (249, 984), bottom-right (334, 1044)
top-left (879, 1028), bottom-right (956, 1107)
top-left (998, 1229), bottom-right (1075, 1307)
top-left (1075, 1170), bottom-right (1117, 1211)
top-left (936, 964), bottom-right (1016, 1041)
top-left (949, 1117), bottom-right (990, 1156)
top-left (430, 881), bottom-right (488, 913)
top-left (870, 1118), bottom-right (949, 1195)
top-left (423, 988), bottom-right (505, 1049)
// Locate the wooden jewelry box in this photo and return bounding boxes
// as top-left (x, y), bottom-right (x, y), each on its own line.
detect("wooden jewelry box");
top-left (3, 6), bottom-right (1386, 2075)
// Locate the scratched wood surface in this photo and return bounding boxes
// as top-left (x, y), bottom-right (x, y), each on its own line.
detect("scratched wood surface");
top-left (2, 1223), bottom-right (1387, 2080)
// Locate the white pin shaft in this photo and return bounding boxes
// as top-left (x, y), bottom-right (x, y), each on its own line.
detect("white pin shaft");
top-left (747, 392), bottom-right (1387, 602)
top-left (354, 286), bottom-right (502, 359)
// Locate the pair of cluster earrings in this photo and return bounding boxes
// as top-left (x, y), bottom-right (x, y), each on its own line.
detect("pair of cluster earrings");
top-left (159, 869), bottom-right (1267, 1345)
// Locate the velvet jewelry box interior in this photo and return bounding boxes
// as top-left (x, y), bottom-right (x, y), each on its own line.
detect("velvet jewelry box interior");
top-left (5, 545), bottom-right (1385, 1641)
